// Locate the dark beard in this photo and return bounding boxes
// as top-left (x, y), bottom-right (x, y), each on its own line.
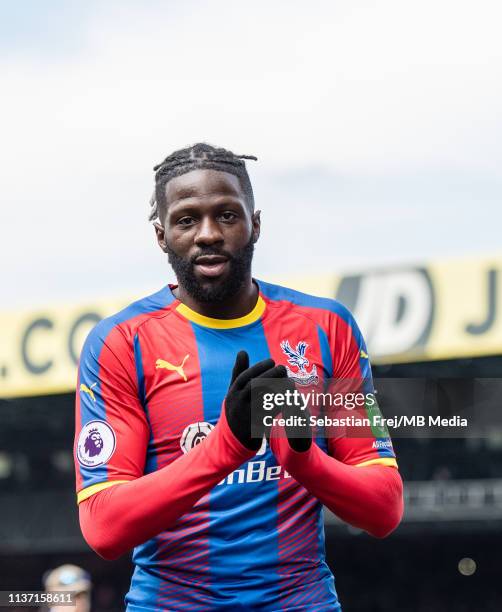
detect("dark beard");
top-left (166, 237), bottom-right (255, 303)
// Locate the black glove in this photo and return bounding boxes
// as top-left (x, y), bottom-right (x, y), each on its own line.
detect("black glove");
top-left (281, 386), bottom-right (312, 453)
top-left (225, 351), bottom-right (289, 451)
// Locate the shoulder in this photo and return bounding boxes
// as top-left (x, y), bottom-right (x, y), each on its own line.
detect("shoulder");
top-left (257, 278), bottom-right (366, 347)
top-left (81, 286), bottom-right (176, 358)
top-left (257, 278), bottom-right (355, 326)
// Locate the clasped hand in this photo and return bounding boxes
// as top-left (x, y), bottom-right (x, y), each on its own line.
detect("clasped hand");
top-left (224, 351), bottom-right (312, 452)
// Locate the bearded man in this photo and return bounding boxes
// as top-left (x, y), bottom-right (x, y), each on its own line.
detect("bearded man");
top-left (74, 143), bottom-right (403, 611)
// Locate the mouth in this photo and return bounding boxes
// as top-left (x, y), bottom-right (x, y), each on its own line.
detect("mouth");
top-left (193, 255), bottom-right (230, 278)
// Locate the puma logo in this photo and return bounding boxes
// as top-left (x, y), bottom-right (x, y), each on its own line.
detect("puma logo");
top-left (80, 382), bottom-right (97, 402)
top-left (156, 355), bottom-right (190, 382)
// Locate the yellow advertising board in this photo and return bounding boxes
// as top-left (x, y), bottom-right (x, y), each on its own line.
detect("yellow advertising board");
top-left (0, 299), bottom-right (130, 399)
top-left (1, 255), bottom-right (501, 398)
top-left (326, 256), bottom-right (502, 364)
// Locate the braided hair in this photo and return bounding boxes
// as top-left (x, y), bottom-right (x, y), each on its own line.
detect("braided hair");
top-left (149, 143), bottom-right (257, 222)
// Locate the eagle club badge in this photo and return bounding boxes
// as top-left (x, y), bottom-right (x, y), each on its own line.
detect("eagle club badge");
top-left (280, 340), bottom-right (319, 386)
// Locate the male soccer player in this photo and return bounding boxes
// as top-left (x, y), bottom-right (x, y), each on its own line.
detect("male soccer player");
top-left (75, 143), bottom-right (403, 611)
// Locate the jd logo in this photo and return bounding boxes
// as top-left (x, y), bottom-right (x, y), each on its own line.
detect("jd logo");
top-left (337, 269), bottom-right (434, 357)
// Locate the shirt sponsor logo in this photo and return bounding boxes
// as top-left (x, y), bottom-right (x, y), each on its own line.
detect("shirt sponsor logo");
top-left (77, 420), bottom-right (116, 468)
top-left (156, 354), bottom-right (190, 382)
top-left (180, 421), bottom-right (214, 454)
top-left (217, 460), bottom-right (291, 486)
top-left (372, 439), bottom-right (393, 449)
top-left (217, 438), bottom-right (290, 485)
top-left (280, 340), bottom-right (319, 386)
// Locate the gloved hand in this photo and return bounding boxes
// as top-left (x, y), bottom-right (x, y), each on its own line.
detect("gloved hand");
top-left (225, 351), bottom-right (290, 451)
top-left (280, 389), bottom-right (312, 452)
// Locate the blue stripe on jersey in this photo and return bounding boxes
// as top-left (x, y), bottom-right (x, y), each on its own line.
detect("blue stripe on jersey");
top-left (317, 324), bottom-right (334, 379)
top-left (190, 320), bottom-right (281, 607)
top-left (126, 562), bottom-right (163, 612)
top-left (315, 324), bottom-right (333, 455)
top-left (133, 334), bottom-right (158, 474)
top-left (77, 286), bottom-right (174, 489)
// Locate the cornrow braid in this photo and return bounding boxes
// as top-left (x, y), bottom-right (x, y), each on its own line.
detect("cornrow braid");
top-left (149, 142), bottom-right (258, 222)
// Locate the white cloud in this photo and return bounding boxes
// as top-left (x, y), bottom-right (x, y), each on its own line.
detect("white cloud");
top-left (1, 0), bottom-right (501, 307)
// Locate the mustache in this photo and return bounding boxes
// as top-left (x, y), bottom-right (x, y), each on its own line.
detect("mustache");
top-left (189, 248), bottom-right (234, 264)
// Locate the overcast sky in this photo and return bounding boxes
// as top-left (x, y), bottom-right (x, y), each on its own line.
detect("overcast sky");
top-left (1, 0), bottom-right (501, 309)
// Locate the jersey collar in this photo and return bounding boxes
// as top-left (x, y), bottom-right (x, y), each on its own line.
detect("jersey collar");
top-left (171, 285), bottom-right (266, 329)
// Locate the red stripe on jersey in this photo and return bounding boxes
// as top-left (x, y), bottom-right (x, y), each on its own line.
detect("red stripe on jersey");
top-left (75, 370), bottom-right (83, 492)
top-left (97, 326), bottom-right (150, 481)
top-left (261, 301), bottom-right (328, 607)
top-left (326, 313), bottom-right (388, 465)
top-left (138, 312), bottom-right (206, 467)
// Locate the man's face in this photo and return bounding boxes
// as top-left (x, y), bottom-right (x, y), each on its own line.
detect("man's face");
top-left (155, 169), bottom-right (260, 302)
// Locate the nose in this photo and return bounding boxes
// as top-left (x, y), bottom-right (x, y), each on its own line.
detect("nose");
top-left (194, 216), bottom-right (224, 246)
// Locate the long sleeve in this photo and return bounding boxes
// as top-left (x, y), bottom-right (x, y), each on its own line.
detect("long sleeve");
top-left (270, 300), bottom-right (403, 538)
top-left (75, 317), bottom-right (256, 560)
top-left (270, 436), bottom-right (403, 538)
top-left (79, 408), bottom-right (254, 560)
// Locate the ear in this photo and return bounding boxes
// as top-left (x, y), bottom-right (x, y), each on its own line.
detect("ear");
top-left (154, 222), bottom-right (168, 253)
top-left (251, 210), bottom-right (261, 243)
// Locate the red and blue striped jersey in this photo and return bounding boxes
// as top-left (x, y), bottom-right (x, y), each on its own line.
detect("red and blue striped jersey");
top-left (74, 279), bottom-right (396, 611)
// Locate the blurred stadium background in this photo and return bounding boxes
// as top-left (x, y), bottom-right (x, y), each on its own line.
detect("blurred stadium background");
top-left (2, 1), bottom-right (501, 610)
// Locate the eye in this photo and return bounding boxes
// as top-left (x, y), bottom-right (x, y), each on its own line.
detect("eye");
top-left (219, 211), bottom-right (238, 223)
top-left (177, 216), bottom-right (196, 227)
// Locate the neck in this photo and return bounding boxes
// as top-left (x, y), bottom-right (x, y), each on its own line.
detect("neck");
top-left (173, 276), bottom-right (259, 319)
